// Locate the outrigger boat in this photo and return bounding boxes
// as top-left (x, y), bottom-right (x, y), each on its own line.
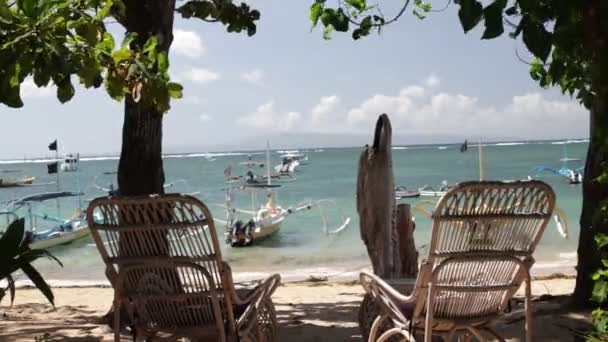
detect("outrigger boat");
top-left (1, 191), bottom-right (89, 249)
top-left (219, 142), bottom-right (350, 247)
top-left (0, 176), bottom-right (36, 188)
top-left (531, 144), bottom-right (584, 184)
top-left (394, 186), bottom-right (420, 199)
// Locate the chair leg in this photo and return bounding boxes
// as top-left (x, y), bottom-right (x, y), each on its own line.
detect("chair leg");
top-left (425, 283), bottom-right (435, 342)
top-left (113, 298), bottom-right (121, 342)
top-left (377, 327), bottom-right (415, 342)
top-left (369, 315), bottom-right (387, 342)
top-left (524, 277), bottom-right (533, 342)
top-left (483, 327), bottom-right (506, 342)
top-left (464, 327), bottom-right (486, 342)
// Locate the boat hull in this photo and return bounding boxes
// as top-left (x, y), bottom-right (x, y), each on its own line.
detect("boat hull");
top-left (30, 227), bottom-right (90, 250)
top-left (229, 221), bottom-right (282, 247)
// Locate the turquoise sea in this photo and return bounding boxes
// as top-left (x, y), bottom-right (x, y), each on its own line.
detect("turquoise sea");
top-left (0, 140), bottom-right (587, 284)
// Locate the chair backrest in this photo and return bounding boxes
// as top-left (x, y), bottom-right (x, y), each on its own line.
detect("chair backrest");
top-left (86, 194), bottom-right (235, 331)
top-left (418, 180), bottom-right (555, 319)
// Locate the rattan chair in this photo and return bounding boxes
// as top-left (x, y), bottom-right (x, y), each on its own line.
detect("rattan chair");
top-left (360, 180), bottom-right (556, 342)
top-left (87, 194), bottom-right (281, 342)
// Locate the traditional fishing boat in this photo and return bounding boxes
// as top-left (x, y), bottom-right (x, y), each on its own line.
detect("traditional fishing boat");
top-left (531, 143), bottom-right (584, 184)
top-left (219, 142), bottom-right (350, 247)
top-left (394, 186), bottom-right (420, 199)
top-left (0, 176), bottom-right (35, 188)
top-left (2, 191), bottom-right (89, 249)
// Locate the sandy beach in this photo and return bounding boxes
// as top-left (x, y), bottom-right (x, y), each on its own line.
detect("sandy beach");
top-left (0, 276), bottom-right (591, 341)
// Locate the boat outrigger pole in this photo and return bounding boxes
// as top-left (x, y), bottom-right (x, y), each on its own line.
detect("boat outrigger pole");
top-left (478, 137), bottom-right (484, 181)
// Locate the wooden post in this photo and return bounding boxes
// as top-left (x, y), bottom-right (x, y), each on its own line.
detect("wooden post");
top-left (357, 114), bottom-right (420, 339)
top-left (396, 204), bottom-right (418, 278)
top-left (357, 114), bottom-right (419, 279)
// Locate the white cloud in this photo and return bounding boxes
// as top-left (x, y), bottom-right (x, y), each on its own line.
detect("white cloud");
top-left (238, 101), bottom-right (302, 131)
top-left (21, 78), bottom-right (54, 99)
top-left (182, 96), bottom-right (208, 105)
top-left (199, 114), bottom-right (212, 122)
top-left (173, 29), bottom-right (205, 58)
top-left (184, 68), bottom-right (221, 84)
top-left (241, 68), bottom-right (265, 85)
top-left (346, 82), bottom-right (587, 139)
top-left (424, 74), bottom-right (440, 87)
top-left (311, 95), bottom-right (340, 127)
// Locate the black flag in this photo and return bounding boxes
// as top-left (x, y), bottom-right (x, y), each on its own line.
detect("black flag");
top-left (460, 139), bottom-right (468, 153)
top-left (47, 162), bottom-right (58, 174)
top-left (48, 140), bottom-right (57, 151)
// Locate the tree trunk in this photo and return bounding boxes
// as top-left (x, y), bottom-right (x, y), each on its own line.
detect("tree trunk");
top-left (117, 0), bottom-right (176, 196)
top-left (104, 0), bottom-right (177, 327)
top-left (572, 0), bottom-right (608, 307)
top-left (396, 204), bottom-right (418, 278)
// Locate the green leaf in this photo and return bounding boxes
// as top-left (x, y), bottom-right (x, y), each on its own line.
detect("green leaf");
top-left (504, 5), bottom-right (517, 16)
top-left (0, 1), bottom-right (13, 23)
top-left (345, 0), bottom-right (366, 12)
top-left (167, 82), bottom-right (183, 99)
top-left (481, 0), bottom-right (506, 39)
top-left (457, 0), bottom-right (483, 33)
top-left (157, 51), bottom-right (168, 73)
top-left (97, 32), bottom-right (115, 52)
top-left (310, 1), bottom-right (324, 28)
top-left (143, 36), bottom-right (158, 55)
top-left (0, 218), bottom-right (25, 262)
top-left (18, 262), bottom-right (55, 307)
top-left (17, 0), bottom-right (38, 18)
top-left (57, 79), bottom-right (75, 103)
top-left (98, 0), bottom-right (113, 18)
top-left (522, 17), bottom-right (552, 61)
top-left (112, 48), bottom-right (132, 64)
top-left (121, 32), bottom-right (137, 49)
top-left (323, 24), bottom-right (334, 40)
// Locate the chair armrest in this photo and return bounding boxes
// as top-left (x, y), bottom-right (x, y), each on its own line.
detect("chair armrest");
top-left (222, 261), bottom-right (281, 306)
top-left (360, 271), bottom-right (418, 305)
top-left (235, 274), bottom-right (281, 336)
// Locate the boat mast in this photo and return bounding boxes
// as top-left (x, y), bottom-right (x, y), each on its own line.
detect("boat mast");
top-left (478, 137), bottom-right (484, 181)
top-left (55, 139), bottom-right (61, 217)
top-left (266, 140), bottom-right (271, 186)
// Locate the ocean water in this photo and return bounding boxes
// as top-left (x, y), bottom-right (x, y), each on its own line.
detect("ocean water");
top-left (0, 140), bottom-right (587, 283)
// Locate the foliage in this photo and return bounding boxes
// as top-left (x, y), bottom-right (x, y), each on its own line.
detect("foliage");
top-left (309, 0), bottom-right (595, 110)
top-left (0, 218), bottom-right (62, 307)
top-left (0, 0), bottom-right (260, 113)
top-left (590, 234), bottom-right (608, 340)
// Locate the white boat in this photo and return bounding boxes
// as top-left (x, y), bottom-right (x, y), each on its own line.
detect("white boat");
top-left (61, 153), bottom-right (79, 172)
top-left (418, 181), bottom-right (451, 197)
top-left (279, 151), bottom-right (309, 164)
top-left (274, 158), bottom-right (300, 174)
top-left (220, 142), bottom-right (350, 247)
top-left (2, 191), bottom-right (89, 250)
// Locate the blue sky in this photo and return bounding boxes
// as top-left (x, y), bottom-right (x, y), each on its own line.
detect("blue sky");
top-left (0, 0), bottom-right (588, 159)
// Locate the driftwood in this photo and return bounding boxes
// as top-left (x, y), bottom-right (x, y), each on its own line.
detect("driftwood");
top-left (357, 114), bottom-right (397, 278)
top-left (357, 114), bottom-right (419, 341)
top-left (357, 113), bottom-right (418, 279)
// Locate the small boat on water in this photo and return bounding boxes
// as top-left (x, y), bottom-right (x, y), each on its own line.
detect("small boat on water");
top-left (61, 153), bottom-right (79, 172)
top-left (220, 142), bottom-right (350, 247)
top-left (0, 176), bottom-right (35, 188)
top-left (531, 144), bottom-right (584, 184)
top-left (1, 191), bottom-right (89, 249)
top-left (395, 186), bottom-right (420, 199)
top-left (418, 180), bottom-right (452, 197)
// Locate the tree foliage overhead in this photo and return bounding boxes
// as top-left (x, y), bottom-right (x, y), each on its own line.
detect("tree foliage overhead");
top-left (310, 0), bottom-right (597, 109)
top-left (0, 0), bottom-right (260, 112)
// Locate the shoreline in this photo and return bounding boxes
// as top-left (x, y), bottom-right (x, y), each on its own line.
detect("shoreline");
top-left (11, 262), bottom-right (577, 289)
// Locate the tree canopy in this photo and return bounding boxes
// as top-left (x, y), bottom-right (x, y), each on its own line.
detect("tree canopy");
top-left (0, 0), bottom-right (260, 112)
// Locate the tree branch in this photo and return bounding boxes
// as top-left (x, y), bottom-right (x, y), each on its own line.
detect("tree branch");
top-left (430, 0), bottom-right (451, 13)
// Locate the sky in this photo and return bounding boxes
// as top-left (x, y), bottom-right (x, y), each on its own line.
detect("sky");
top-left (0, 0), bottom-right (589, 159)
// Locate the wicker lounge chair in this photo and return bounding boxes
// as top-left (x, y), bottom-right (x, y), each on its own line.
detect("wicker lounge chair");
top-left (360, 180), bottom-right (556, 342)
top-left (87, 194), bottom-right (281, 342)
